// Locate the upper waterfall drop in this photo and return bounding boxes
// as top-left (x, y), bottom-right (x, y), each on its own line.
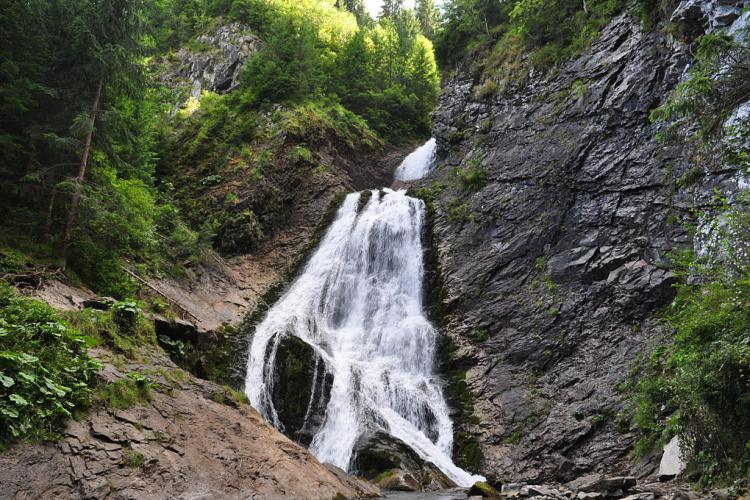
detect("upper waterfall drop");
top-left (244, 187), bottom-right (483, 488)
top-left (395, 138), bottom-right (437, 181)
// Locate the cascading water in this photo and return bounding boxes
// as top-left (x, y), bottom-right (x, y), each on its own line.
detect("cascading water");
top-left (246, 144), bottom-right (482, 488)
top-left (395, 138), bottom-right (437, 181)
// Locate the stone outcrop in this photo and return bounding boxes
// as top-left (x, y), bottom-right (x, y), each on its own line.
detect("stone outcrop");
top-left (425, 4), bottom-right (747, 485)
top-left (0, 347), bottom-right (379, 499)
top-left (161, 22), bottom-right (261, 101)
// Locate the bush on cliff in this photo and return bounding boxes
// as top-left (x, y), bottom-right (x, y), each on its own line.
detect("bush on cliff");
top-left (634, 31), bottom-right (750, 485)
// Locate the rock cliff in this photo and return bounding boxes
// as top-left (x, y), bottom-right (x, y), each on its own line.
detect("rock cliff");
top-left (426, 3), bottom-right (748, 484)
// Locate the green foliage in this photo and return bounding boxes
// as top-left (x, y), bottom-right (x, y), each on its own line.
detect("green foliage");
top-left (0, 284), bottom-right (100, 448)
top-left (456, 159), bottom-right (489, 191)
top-left (0, 0), bottom-right (213, 297)
top-left (633, 275), bottom-right (750, 483)
top-left (61, 301), bottom-right (156, 358)
top-left (436, 0), bottom-right (624, 76)
top-left (122, 448), bottom-right (146, 468)
top-left (632, 188), bottom-right (750, 483)
top-left (228, 0), bottom-right (440, 142)
top-left (468, 328), bottom-right (490, 342)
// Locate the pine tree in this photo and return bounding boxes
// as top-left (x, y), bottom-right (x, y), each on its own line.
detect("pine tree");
top-left (336, 0), bottom-right (370, 24)
top-left (416, 0), bottom-right (439, 39)
top-left (380, 0), bottom-right (404, 19)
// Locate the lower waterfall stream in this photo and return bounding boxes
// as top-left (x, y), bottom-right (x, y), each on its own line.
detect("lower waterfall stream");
top-left (245, 143), bottom-right (481, 488)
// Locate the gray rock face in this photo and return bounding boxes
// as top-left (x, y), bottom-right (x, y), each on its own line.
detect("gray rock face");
top-left (669, 0), bottom-right (748, 39)
top-left (426, 10), bottom-right (742, 484)
top-left (162, 22), bottom-right (260, 100)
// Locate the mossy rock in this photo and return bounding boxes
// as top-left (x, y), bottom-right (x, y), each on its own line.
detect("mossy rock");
top-left (468, 481), bottom-right (501, 498)
top-left (270, 334), bottom-right (332, 445)
top-left (352, 431), bottom-right (456, 492)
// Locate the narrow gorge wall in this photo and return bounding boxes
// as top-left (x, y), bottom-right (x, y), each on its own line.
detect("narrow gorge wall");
top-left (426, 9), bottom-right (745, 484)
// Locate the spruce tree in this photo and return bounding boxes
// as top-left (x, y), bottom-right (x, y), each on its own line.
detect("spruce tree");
top-left (380, 0), bottom-right (404, 19)
top-left (416, 0), bottom-right (439, 39)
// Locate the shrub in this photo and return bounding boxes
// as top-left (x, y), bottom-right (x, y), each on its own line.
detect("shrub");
top-left (456, 159), bottom-right (489, 191)
top-left (0, 284), bottom-right (100, 447)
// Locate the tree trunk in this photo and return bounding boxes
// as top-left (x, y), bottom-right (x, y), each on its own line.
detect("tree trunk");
top-left (61, 78), bottom-right (103, 270)
top-left (44, 186), bottom-right (57, 241)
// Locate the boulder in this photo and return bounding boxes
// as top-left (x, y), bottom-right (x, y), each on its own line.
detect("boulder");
top-left (500, 482), bottom-right (525, 497)
top-left (669, 0), bottom-right (708, 42)
top-left (375, 468), bottom-right (421, 491)
top-left (658, 436), bottom-right (686, 481)
top-left (269, 335), bottom-right (332, 446)
top-left (352, 430), bottom-right (456, 491)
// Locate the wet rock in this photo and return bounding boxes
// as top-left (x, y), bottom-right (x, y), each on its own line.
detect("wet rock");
top-left (567, 474), bottom-right (636, 496)
top-left (426, 6), bottom-right (733, 484)
top-left (270, 334), bottom-right (333, 446)
top-left (501, 482), bottom-right (526, 497)
top-left (352, 431), bottom-right (456, 492)
top-left (669, 0), bottom-right (708, 41)
top-left (526, 484), bottom-right (566, 497)
top-left (376, 468), bottom-right (422, 491)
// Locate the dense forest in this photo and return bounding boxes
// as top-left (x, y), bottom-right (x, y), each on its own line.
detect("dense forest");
top-left (1, 0), bottom-right (750, 496)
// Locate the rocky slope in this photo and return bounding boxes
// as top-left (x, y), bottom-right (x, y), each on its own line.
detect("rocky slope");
top-left (425, 2), bottom-right (748, 485)
top-left (0, 345), bottom-right (379, 499)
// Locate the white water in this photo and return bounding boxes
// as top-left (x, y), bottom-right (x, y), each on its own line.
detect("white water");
top-left (245, 187), bottom-right (482, 487)
top-left (395, 138), bottom-right (437, 181)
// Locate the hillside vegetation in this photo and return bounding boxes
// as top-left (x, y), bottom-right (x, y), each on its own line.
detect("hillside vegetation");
top-left (0, 0), bottom-right (439, 298)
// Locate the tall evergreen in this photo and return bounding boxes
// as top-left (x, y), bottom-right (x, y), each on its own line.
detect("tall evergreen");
top-left (416, 0), bottom-right (439, 39)
top-left (380, 0), bottom-right (404, 19)
top-left (336, 0), bottom-right (370, 25)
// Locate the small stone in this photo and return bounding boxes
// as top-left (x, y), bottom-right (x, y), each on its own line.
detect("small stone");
top-left (375, 468), bottom-right (420, 492)
top-left (526, 484), bottom-right (562, 497)
top-left (577, 493), bottom-right (602, 499)
top-left (501, 482), bottom-right (526, 497)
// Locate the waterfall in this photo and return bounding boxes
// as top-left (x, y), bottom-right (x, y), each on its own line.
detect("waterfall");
top-left (245, 187), bottom-right (482, 487)
top-left (395, 138), bottom-right (437, 181)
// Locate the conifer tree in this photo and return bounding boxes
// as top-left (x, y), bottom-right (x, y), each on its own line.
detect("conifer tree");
top-left (416, 0), bottom-right (439, 39)
top-left (380, 0), bottom-right (404, 19)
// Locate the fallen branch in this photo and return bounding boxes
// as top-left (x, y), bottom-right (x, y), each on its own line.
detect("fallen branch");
top-left (118, 265), bottom-right (201, 323)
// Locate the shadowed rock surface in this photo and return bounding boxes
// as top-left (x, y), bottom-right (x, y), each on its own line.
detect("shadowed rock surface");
top-left (270, 335), bottom-right (333, 446)
top-left (353, 431), bottom-right (457, 492)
